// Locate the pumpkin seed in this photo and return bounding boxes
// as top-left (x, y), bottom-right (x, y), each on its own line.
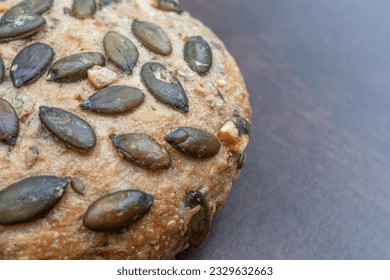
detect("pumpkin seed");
top-left (72, 0), bottom-right (96, 19)
top-left (233, 117), bottom-right (251, 136)
top-left (0, 57), bottom-right (4, 85)
top-left (103, 31), bottom-right (139, 74)
top-left (83, 190), bottom-right (154, 232)
top-left (184, 191), bottom-right (211, 248)
top-left (237, 151), bottom-right (246, 170)
top-left (112, 133), bottom-right (171, 170)
top-left (1, 0), bottom-right (54, 22)
top-left (10, 42), bottom-right (54, 88)
top-left (157, 0), bottom-right (182, 13)
top-left (47, 52), bottom-right (105, 83)
top-left (141, 62), bottom-right (189, 112)
top-left (184, 36), bottom-right (213, 74)
top-left (131, 20), bottom-right (172, 55)
top-left (39, 106), bottom-right (96, 150)
top-left (71, 177), bottom-right (85, 195)
top-left (80, 85), bottom-right (144, 114)
top-left (0, 14), bottom-right (46, 43)
top-left (0, 98), bottom-right (19, 145)
top-left (165, 127), bottom-right (221, 158)
top-left (0, 176), bottom-right (70, 225)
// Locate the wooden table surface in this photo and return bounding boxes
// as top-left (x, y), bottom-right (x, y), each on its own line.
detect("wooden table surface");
top-left (177, 0), bottom-right (390, 259)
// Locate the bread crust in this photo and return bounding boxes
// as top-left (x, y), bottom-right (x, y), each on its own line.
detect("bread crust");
top-left (0, 0), bottom-right (251, 259)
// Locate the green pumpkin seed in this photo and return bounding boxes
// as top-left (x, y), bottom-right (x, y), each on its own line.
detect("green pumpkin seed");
top-left (1, 0), bottom-right (54, 22)
top-left (72, 0), bottom-right (96, 19)
top-left (233, 117), bottom-right (251, 136)
top-left (47, 52), bottom-right (105, 83)
top-left (83, 190), bottom-right (154, 232)
top-left (103, 31), bottom-right (139, 74)
top-left (157, 0), bottom-right (182, 13)
top-left (184, 36), bottom-right (213, 74)
top-left (184, 191), bottom-right (211, 248)
top-left (0, 58), bottom-right (4, 85)
top-left (112, 133), bottom-right (171, 170)
top-left (131, 20), bottom-right (172, 55)
top-left (39, 106), bottom-right (96, 150)
top-left (237, 151), bottom-right (246, 170)
top-left (141, 62), bottom-right (189, 112)
top-left (10, 43), bottom-right (54, 88)
top-left (165, 127), bottom-right (221, 158)
top-left (80, 85), bottom-right (144, 114)
top-left (0, 176), bottom-right (70, 225)
top-left (0, 98), bottom-right (19, 145)
top-left (0, 14), bottom-right (46, 43)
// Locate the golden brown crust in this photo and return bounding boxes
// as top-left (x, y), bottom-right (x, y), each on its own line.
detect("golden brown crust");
top-left (0, 0), bottom-right (251, 259)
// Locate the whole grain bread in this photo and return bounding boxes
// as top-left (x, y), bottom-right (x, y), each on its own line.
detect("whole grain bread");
top-left (0, 0), bottom-right (251, 259)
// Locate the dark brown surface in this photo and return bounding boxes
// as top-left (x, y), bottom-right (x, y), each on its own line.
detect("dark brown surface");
top-left (177, 0), bottom-right (390, 259)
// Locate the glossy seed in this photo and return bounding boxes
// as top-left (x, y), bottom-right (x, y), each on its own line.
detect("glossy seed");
top-left (237, 151), bottom-right (246, 170)
top-left (39, 106), bottom-right (96, 150)
top-left (112, 133), bottom-right (171, 170)
top-left (0, 57), bottom-right (4, 85)
top-left (184, 36), bottom-right (213, 74)
top-left (131, 20), bottom-right (172, 55)
top-left (141, 62), bottom-right (189, 112)
top-left (71, 177), bottom-right (85, 195)
top-left (80, 85), bottom-right (144, 114)
top-left (165, 127), bottom-right (221, 158)
top-left (233, 117), bottom-right (251, 136)
top-left (157, 0), bottom-right (182, 13)
top-left (103, 31), bottom-right (139, 74)
top-left (72, 0), bottom-right (96, 19)
top-left (10, 43), bottom-right (54, 88)
top-left (0, 14), bottom-right (46, 43)
top-left (184, 191), bottom-right (211, 248)
top-left (47, 52), bottom-right (105, 83)
top-left (1, 0), bottom-right (54, 22)
top-left (83, 190), bottom-right (154, 232)
top-left (0, 176), bottom-right (70, 225)
top-left (0, 98), bottom-right (19, 145)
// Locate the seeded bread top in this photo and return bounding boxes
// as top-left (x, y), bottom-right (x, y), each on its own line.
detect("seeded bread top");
top-left (0, 0), bottom-right (251, 259)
